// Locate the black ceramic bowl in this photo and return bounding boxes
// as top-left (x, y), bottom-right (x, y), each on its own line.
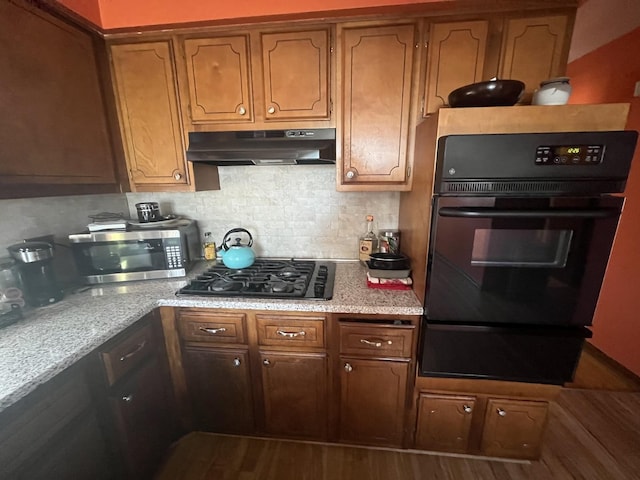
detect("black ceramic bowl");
top-left (448, 79), bottom-right (525, 108)
top-left (368, 253), bottom-right (410, 270)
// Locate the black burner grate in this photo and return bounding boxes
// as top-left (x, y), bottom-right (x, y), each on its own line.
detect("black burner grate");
top-left (177, 259), bottom-right (335, 300)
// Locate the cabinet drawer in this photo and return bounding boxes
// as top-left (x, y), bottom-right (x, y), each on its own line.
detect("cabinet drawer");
top-left (339, 323), bottom-right (413, 358)
top-left (179, 312), bottom-right (247, 345)
top-left (256, 314), bottom-right (325, 349)
top-left (100, 322), bottom-right (156, 386)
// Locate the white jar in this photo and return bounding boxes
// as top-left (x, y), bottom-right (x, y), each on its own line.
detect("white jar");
top-left (532, 77), bottom-right (572, 105)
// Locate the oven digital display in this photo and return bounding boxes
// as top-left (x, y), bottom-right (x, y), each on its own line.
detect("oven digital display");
top-left (535, 144), bottom-right (604, 165)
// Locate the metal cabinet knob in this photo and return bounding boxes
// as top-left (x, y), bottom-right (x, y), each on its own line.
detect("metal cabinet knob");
top-left (174, 172), bottom-right (182, 180)
top-left (267, 106), bottom-right (276, 114)
top-left (344, 363), bottom-right (353, 373)
top-left (263, 359), bottom-right (271, 366)
top-left (233, 358), bottom-right (241, 367)
top-left (346, 169), bottom-right (356, 180)
top-left (497, 408), bottom-right (506, 417)
top-left (238, 106), bottom-right (246, 115)
top-left (122, 394), bottom-right (133, 403)
top-left (463, 405), bottom-right (473, 414)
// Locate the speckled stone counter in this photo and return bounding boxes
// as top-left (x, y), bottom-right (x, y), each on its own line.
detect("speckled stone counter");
top-left (0, 261), bottom-right (422, 412)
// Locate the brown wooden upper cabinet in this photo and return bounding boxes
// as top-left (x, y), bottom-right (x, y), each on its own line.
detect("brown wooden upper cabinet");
top-left (183, 35), bottom-right (254, 123)
top-left (423, 20), bottom-right (489, 114)
top-left (182, 28), bottom-right (331, 126)
top-left (337, 22), bottom-right (419, 191)
top-left (110, 41), bottom-right (191, 191)
top-left (423, 13), bottom-right (571, 114)
top-left (498, 15), bottom-right (571, 104)
top-left (0, 0), bottom-right (120, 198)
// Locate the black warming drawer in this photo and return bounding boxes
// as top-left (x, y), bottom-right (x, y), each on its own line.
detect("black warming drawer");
top-left (419, 321), bottom-right (591, 385)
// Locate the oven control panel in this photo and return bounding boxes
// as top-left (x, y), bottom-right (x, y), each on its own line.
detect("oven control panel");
top-left (535, 145), bottom-right (604, 165)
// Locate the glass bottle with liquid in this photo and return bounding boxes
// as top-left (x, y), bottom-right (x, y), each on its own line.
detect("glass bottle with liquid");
top-left (358, 215), bottom-right (379, 262)
top-left (203, 232), bottom-right (217, 260)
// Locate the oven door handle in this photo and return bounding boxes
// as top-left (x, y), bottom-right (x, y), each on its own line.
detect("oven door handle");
top-left (438, 207), bottom-right (620, 219)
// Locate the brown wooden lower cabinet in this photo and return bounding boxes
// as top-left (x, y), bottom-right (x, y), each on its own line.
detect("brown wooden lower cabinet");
top-left (182, 346), bottom-right (254, 434)
top-left (260, 351), bottom-right (328, 439)
top-left (93, 311), bottom-right (179, 479)
top-left (339, 358), bottom-right (409, 447)
top-left (108, 356), bottom-right (177, 479)
top-left (172, 308), bottom-right (554, 461)
top-left (0, 363), bottom-right (114, 480)
top-left (415, 393), bottom-right (476, 453)
top-left (480, 398), bottom-right (549, 459)
top-left (414, 391), bottom-right (549, 460)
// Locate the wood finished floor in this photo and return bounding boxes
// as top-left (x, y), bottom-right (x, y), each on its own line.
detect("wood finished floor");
top-left (155, 388), bottom-right (640, 480)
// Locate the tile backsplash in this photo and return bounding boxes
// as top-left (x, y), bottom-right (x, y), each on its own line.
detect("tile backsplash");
top-left (127, 166), bottom-right (400, 259)
top-left (0, 167), bottom-right (400, 269)
top-left (0, 194), bottom-right (128, 250)
top-left (0, 194), bottom-right (129, 285)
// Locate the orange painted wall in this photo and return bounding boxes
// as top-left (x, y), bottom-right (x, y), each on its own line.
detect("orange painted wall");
top-left (59, 0), bottom-right (445, 29)
top-left (567, 27), bottom-right (640, 376)
top-left (57, 0), bottom-right (101, 26)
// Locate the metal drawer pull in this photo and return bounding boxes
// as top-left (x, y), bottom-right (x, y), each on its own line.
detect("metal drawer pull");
top-left (497, 408), bottom-right (507, 417)
top-left (360, 338), bottom-right (392, 348)
top-left (199, 327), bottom-right (227, 335)
top-left (119, 340), bottom-right (147, 362)
top-left (463, 405), bottom-right (473, 414)
top-left (276, 330), bottom-right (306, 338)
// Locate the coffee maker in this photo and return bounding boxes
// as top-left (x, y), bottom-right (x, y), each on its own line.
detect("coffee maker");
top-left (8, 242), bottom-right (64, 307)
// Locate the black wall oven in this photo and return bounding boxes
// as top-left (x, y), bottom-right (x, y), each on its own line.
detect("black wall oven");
top-left (420, 131), bottom-right (638, 385)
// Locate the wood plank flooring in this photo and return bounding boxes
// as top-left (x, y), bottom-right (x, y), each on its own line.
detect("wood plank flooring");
top-left (155, 388), bottom-right (640, 480)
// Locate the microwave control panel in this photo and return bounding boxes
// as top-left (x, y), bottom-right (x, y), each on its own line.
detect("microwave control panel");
top-left (164, 238), bottom-right (184, 269)
top-left (535, 145), bottom-right (604, 165)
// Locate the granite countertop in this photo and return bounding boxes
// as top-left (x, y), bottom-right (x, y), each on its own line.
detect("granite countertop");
top-left (0, 261), bottom-right (422, 413)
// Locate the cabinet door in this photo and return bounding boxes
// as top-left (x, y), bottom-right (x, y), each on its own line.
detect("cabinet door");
top-left (109, 356), bottom-right (177, 479)
top-left (0, 0), bottom-right (117, 191)
top-left (481, 398), bottom-right (549, 459)
top-left (260, 29), bottom-right (330, 121)
top-left (183, 35), bottom-right (253, 123)
top-left (110, 41), bottom-right (189, 188)
top-left (415, 393), bottom-right (476, 453)
top-left (339, 23), bottom-right (417, 188)
top-left (424, 21), bottom-right (489, 114)
top-left (0, 365), bottom-right (113, 479)
top-left (183, 347), bottom-right (254, 434)
top-left (260, 351), bottom-right (327, 439)
top-left (20, 409), bottom-right (113, 480)
top-left (339, 358), bottom-right (409, 447)
top-left (499, 15), bottom-right (569, 103)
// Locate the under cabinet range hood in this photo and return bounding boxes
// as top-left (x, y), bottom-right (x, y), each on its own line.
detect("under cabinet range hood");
top-left (186, 128), bottom-right (336, 166)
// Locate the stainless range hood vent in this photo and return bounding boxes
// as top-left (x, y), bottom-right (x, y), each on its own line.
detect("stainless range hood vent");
top-left (186, 128), bottom-right (336, 166)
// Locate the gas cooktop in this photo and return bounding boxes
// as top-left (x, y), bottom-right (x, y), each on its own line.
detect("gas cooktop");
top-left (176, 259), bottom-right (336, 300)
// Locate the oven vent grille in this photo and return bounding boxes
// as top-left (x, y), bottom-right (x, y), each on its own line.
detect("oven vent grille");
top-left (442, 180), bottom-right (625, 195)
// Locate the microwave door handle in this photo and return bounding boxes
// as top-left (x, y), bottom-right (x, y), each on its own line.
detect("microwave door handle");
top-left (438, 207), bottom-right (620, 219)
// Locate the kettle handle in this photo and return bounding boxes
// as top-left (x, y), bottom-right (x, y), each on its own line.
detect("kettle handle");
top-left (222, 228), bottom-right (254, 250)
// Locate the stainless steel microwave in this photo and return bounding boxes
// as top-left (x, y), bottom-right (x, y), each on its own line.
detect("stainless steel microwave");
top-left (68, 220), bottom-right (200, 284)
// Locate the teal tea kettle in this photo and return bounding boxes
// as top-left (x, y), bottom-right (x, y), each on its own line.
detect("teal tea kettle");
top-left (219, 228), bottom-right (256, 269)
